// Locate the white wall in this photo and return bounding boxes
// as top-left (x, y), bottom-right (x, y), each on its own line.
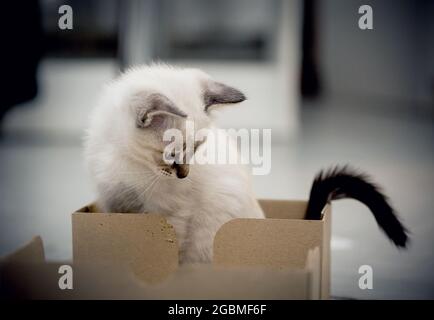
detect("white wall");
top-left (121, 0), bottom-right (302, 140)
top-left (318, 0), bottom-right (433, 107)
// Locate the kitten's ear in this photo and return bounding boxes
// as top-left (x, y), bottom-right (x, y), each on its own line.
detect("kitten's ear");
top-left (135, 93), bottom-right (187, 128)
top-left (203, 81), bottom-right (246, 111)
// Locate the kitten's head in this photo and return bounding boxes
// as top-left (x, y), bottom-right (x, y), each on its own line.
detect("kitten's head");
top-left (91, 64), bottom-right (246, 179)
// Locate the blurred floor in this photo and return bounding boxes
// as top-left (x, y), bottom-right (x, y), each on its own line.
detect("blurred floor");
top-left (0, 59), bottom-right (433, 299)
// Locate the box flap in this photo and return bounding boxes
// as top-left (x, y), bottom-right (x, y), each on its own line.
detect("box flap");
top-left (1, 262), bottom-right (313, 299)
top-left (144, 264), bottom-right (311, 299)
top-left (72, 212), bottom-right (178, 283)
top-left (259, 199), bottom-right (307, 219)
top-left (0, 236), bottom-right (45, 265)
top-left (214, 218), bottom-right (323, 269)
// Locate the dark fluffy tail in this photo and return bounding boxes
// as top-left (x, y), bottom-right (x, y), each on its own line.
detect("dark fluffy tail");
top-left (305, 166), bottom-right (409, 248)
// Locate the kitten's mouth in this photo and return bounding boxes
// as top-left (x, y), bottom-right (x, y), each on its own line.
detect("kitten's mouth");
top-left (173, 163), bottom-right (189, 179)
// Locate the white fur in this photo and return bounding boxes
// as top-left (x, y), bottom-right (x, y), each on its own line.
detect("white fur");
top-left (84, 64), bottom-right (264, 263)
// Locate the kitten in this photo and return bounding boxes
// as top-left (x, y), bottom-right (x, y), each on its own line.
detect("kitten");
top-left (84, 64), bottom-right (265, 263)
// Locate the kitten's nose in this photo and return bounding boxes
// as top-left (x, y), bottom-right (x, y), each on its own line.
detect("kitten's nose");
top-left (176, 170), bottom-right (188, 179)
top-left (174, 163), bottom-right (189, 179)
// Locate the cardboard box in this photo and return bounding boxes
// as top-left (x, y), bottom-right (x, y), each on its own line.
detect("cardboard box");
top-left (71, 199), bottom-right (331, 299)
top-left (0, 236), bottom-right (322, 299)
top-left (0, 199), bottom-right (331, 299)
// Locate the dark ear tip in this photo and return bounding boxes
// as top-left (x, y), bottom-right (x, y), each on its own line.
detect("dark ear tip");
top-left (229, 91), bottom-right (246, 104)
top-left (204, 82), bottom-right (247, 109)
top-left (239, 93), bottom-right (247, 102)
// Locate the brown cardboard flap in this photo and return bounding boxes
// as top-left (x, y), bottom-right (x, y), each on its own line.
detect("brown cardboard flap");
top-left (214, 218), bottom-right (323, 269)
top-left (213, 202), bottom-right (331, 299)
top-left (0, 236), bottom-right (45, 265)
top-left (0, 240), bottom-right (320, 299)
top-left (0, 261), bottom-right (316, 300)
top-left (146, 264), bottom-right (313, 299)
top-left (72, 212), bottom-right (178, 283)
top-left (259, 199), bottom-right (307, 219)
top-left (138, 247), bottom-right (321, 299)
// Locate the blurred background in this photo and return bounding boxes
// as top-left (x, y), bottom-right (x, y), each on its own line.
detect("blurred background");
top-left (0, 0), bottom-right (433, 299)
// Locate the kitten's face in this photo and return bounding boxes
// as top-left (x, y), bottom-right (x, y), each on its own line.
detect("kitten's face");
top-left (105, 65), bottom-right (245, 179)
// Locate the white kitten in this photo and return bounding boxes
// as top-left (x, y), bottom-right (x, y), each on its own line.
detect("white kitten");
top-left (84, 64), bottom-right (264, 263)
